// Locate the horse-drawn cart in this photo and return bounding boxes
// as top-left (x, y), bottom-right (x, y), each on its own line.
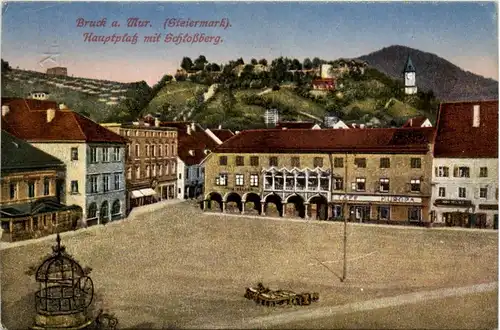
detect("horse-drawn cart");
top-left (244, 283), bottom-right (319, 306)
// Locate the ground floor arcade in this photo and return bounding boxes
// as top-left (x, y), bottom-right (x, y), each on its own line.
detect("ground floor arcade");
top-left (203, 191), bottom-right (430, 224)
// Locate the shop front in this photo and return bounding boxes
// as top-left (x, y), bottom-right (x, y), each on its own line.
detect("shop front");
top-left (434, 199), bottom-right (474, 228)
top-left (331, 194), bottom-right (427, 224)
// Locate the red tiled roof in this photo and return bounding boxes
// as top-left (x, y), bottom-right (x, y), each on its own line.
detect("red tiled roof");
top-left (275, 122), bottom-right (318, 129)
top-left (215, 127), bottom-right (435, 154)
top-left (402, 116), bottom-right (428, 128)
top-left (210, 129), bottom-right (235, 142)
top-left (433, 100), bottom-right (498, 158)
top-left (177, 128), bottom-right (219, 165)
top-left (1, 98), bottom-right (127, 143)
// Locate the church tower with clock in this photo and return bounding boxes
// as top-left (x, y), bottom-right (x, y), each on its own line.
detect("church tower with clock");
top-left (404, 55), bottom-right (417, 95)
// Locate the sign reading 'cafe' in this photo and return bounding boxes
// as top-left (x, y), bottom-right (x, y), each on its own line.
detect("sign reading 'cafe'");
top-left (332, 194), bottom-right (422, 203)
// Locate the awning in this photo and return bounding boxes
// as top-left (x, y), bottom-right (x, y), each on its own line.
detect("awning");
top-left (139, 188), bottom-right (157, 197)
top-left (131, 190), bottom-right (144, 198)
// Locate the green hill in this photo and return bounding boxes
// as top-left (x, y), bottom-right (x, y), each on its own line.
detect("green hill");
top-left (1, 69), bottom-right (139, 122)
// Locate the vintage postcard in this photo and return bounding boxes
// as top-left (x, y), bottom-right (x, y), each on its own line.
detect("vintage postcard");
top-left (0, 1), bottom-right (498, 329)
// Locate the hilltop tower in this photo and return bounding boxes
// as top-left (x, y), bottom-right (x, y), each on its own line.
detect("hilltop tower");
top-left (403, 55), bottom-right (417, 95)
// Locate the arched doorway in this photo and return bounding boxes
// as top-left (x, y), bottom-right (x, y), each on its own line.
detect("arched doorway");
top-left (87, 203), bottom-right (98, 227)
top-left (243, 192), bottom-right (261, 215)
top-left (100, 201), bottom-right (109, 224)
top-left (265, 193), bottom-right (282, 217)
top-left (309, 195), bottom-right (328, 220)
top-left (225, 192), bottom-right (242, 213)
top-left (111, 200), bottom-right (121, 220)
top-left (205, 192), bottom-right (223, 211)
top-left (286, 194), bottom-right (306, 218)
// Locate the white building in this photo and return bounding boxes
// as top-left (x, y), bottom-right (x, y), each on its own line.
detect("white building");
top-left (156, 122), bottom-right (219, 200)
top-left (403, 55), bottom-right (418, 95)
top-left (1, 98), bottom-right (127, 226)
top-left (431, 100), bottom-right (498, 228)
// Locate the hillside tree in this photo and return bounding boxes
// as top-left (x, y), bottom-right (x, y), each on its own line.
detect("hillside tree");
top-left (194, 55), bottom-right (208, 71)
top-left (181, 57), bottom-right (194, 72)
top-left (258, 58), bottom-right (268, 66)
top-left (251, 58), bottom-right (258, 65)
top-left (303, 58), bottom-right (313, 70)
top-left (312, 57), bottom-right (322, 68)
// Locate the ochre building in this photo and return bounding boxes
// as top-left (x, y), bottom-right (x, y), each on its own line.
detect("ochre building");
top-left (202, 127), bottom-right (435, 225)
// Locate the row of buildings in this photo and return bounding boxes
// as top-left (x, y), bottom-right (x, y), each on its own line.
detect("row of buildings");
top-left (202, 100), bottom-right (499, 229)
top-left (0, 98), bottom-right (234, 241)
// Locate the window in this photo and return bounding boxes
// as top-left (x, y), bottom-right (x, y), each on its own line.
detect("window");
top-left (236, 156), bottom-right (244, 166)
top-left (269, 157), bottom-right (278, 167)
top-left (171, 144), bottom-right (175, 156)
top-left (291, 157), bottom-right (300, 168)
top-left (114, 173), bottom-right (120, 190)
top-left (438, 187), bottom-right (446, 197)
top-left (250, 156), bottom-right (259, 166)
top-left (250, 174), bottom-right (259, 187)
top-left (354, 158), bottom-right (366, 168)
top-left (408, 207), bottom-right (421, 222)
top-left (216, 173), bottom-right (228, 186)
top-left (496, 188), bottom-right (498, 200)
top-left (135, 167), bottom-right (141, 179)
top-left (43, 178), bottom-right (50, 196)
top-left (410, 158), bottom-right (421, 169)
top-left (179, 173), bottom-right (182, 180)
top-left (380, 158), bottom-right (390, 168)
top-left (378, 206), bottom-right (390, 220)
top-left (90, 147), bottom-right (98, 163)
top-left (355, 178), bottom-right (365, 191)
top-left (334, 177), bottom-right (343, 190)
top-left (102, 175), bottom-right (110, 192)
top-left (145, 145), bottom-right (150, 157)
top-left (333, 205), bottom-right (343, 218)
top-left (71, 181), bottom-right (79, 194)
top-left (102, 147), bottom-right (109, 162)
top-left (334, 157), bottom-right (344, 168)
top-left (458, 187), bottom-right (466, 198)
top-left (219, 156), bottom-right (227, 165)
top-left (313, 157), bottom-right (323, 168)
top-left (435, 166), bottom-right (449, 177)
top-left (479, 167), bottom-right (488, 177)
top-left (9, 183), bottom-right (16, 200)
top-left (171, 162), bottom-right (176, 174)
top-left (135, 145), bottom-right (140, 157)
top-left (28, 181), bottom-right (35, 198)
top-left (480, 188), bottom-right (488, 199)
top-left (152, 145), bottom-right (156, 157)
top-left (153, 165), bottom-right (157, 177)
top-left (159, 165), bottom-right (163, 176)
top-left (71, 147), bottom-right (78, 160)
top-left (89, 175), bottom-right (98, 193)
top-left (410, 179), bottom-right (421, 192)
top-left (165, 144), bottom-right (170, 156)
top-left (159, 145), bottom-right (163, 157)
top-left (379, 178), bottom-right (390, 192)
top-left (454, 167), bottom-right (470, 178)
top-left (127, 167), bottom-right (132, 180)
top-left (145, 166), bottom-right (150, 178)
top-left (127, 145), bottom-right (131, 159)
top-left (113, 147), bottom-right (120, 161)
top-left (235, 174), bottom-right (244, 186)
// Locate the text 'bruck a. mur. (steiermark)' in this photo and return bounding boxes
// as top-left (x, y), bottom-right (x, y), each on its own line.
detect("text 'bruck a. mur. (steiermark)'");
top-left (75, 17), bottom-right (231, 45)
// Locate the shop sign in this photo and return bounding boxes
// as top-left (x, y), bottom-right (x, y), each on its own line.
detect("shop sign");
top-left (478, 204), bottom-right (499, 210)
top-left (434, 199), bottom-right (472, 207)
top-left (332, 195), bottom-right (421, 203)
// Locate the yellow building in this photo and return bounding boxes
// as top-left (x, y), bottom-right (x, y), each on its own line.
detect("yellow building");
top-left (202, 127), bottom-right (435, 225)
top-left (1, 130), bottom-right (82, 242)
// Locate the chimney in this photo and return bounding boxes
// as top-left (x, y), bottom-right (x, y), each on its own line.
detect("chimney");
top-left (47, 108), bottom-right (56, 123)
top-left (218, 124), bottom-right (222, 129)
top-left (59, 103), bottom-right (68, 110)
top-left (155, 117), bottom-right (160, 127)
top-left (410, 118), bottom-right (413, 127)
top-left (191, 122), bottom-right (196, 132)
top-left (1, 105), bottom-right (9, 117)
top-left (186, 124), bottom-right (192, 135)
top-left (473, 104), bottom-right (480, 127)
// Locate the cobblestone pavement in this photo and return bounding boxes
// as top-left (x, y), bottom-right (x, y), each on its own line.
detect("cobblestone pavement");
top-left (1, 202), bottom-right (497, 329)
